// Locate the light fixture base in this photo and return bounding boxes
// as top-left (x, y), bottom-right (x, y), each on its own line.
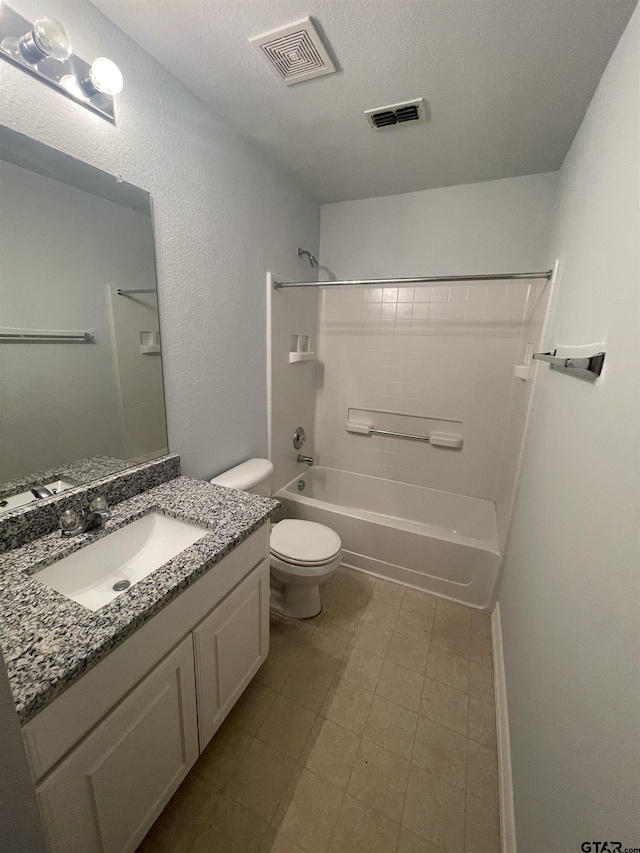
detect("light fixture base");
top-left (0, 4), bottom-right (116, 124)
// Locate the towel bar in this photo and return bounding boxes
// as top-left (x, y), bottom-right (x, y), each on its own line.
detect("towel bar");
top-left (370, 427), bottom-right (430, 442)
top-left (532, 350), bottom-right (605, 376)
top-left (346, 422), bottom-right (463, 448)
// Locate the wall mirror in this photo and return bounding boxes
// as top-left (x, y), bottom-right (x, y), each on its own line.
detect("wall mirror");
top-left (0, 125), bottom-right (168, 513)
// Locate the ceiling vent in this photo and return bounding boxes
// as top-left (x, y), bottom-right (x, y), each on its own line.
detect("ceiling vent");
top-left (365, 99), bottom-right (427, 130)
top-left (249, 17), bottom-right (336, 85)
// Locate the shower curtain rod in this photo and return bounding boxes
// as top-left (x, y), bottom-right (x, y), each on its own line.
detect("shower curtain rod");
top-left (273, 270), bottom-right (553, 288)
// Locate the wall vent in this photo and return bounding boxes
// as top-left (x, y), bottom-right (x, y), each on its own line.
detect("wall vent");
top-left (249, 17), bottom-right (336, 85)
top-left (365, 99), bottom-right (427, 130)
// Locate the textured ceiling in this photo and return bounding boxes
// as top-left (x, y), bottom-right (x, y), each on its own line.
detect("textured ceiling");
top-left (93, 0), bottom-right (636, 203)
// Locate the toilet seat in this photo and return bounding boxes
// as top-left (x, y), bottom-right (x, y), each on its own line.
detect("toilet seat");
top-left (270, 520), bottom-right (341, 567)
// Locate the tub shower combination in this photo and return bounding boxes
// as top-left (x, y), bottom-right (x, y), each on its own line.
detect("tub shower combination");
top-left (276, 466), bottom-right (501, 610)
top-left (272, 264), bottom-right (553, 610)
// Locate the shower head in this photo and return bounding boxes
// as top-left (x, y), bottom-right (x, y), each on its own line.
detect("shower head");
top-left (298, 247), bottom-right (318, 268)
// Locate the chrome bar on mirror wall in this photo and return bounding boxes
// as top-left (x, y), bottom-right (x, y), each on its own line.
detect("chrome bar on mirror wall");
top-left (0, 328), bottom-right (94, 342)
top-left (116, 289), bottom-right (157, 296)
top-left (272, 270), bottom-right (553, 288)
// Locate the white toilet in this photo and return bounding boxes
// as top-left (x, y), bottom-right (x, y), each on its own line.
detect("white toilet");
top-left (210, 458), bottom-right (342, 619)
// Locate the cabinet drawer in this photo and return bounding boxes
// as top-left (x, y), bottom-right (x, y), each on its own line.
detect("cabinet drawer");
top-left (36, 636), bottom-right (198, 853)
top-left (194, 558), bottom-right (270, 749)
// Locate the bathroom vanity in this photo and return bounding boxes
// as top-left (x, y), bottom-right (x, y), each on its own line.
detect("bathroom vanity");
top-left (0, 125), bottom-right (280, 852)
top-left (0, 471), bottom-right (277, 853)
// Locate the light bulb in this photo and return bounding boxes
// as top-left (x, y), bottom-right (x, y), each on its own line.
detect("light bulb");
top-left (19, 16), bottom-right (72, 63)
top-left (86, 57), bottom-right (123, 96)
top-left (33, 16), bottom-right (71, 60)
top-left (59, 74), bottom-right (83, 97)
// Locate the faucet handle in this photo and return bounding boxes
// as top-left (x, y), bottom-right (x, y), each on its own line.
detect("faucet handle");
top-left (89, 495), bottom-right (108, 512)
top-left (59, 508), bottom-right (83, 536)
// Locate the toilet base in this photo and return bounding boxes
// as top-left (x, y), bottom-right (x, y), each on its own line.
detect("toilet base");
top-left (270, 578), bottom-right (322, 619)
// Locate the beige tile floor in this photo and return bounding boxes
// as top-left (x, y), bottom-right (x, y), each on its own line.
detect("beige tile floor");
top-left (138, 567), bottom-right (500, 853)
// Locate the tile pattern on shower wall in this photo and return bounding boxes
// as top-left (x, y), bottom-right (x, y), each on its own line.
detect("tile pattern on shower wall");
top-left (315, 283), bottom-right (543, 500)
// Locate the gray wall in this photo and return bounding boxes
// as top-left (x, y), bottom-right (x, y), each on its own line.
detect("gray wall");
top-left (499, 6), bottom-right (640, 851)
top-left (0, 0), bottom-right (320, 480)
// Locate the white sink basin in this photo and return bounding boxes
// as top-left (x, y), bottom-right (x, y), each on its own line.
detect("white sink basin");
top-left (0, 479), bottom-right (79, 513)
top-left (35, 512), bottom-right (209, 611)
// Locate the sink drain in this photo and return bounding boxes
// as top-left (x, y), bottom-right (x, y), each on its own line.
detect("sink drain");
top-left (113, 580), bottom-right (131, 592)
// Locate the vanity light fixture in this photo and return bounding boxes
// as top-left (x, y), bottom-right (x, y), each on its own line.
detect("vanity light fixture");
top-left (0, 3), bottom-right (123, 123)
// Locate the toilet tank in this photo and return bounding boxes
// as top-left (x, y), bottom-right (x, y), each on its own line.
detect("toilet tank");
top-left (210, 458), bottom-right (274, 496)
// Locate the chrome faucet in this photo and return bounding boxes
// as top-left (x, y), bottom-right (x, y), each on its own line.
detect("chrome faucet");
top-left (297, 454), bottom-right (314, 466)
top-left (59, 496), bottom-right (110, 537)
top-left (31, 485), bottom-right (53, 499)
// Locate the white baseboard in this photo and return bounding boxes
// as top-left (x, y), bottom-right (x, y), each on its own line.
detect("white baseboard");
top-left (492, 602), bottom-right (517, 853)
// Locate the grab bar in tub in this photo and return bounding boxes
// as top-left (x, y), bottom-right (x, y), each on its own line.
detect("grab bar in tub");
top-left (346, 422), bottom-right (463, 448)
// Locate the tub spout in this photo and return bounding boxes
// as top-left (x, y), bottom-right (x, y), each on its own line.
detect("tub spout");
top-left (297, 454), bottom-right (314, 466)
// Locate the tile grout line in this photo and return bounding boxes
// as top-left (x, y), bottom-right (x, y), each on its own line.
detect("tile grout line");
top-left (259, 574), bottom-right (368, 850)
top-left (346, 576), bottom-right (428, 848)
top-left (327, 574), bottom-right (402, 849)
top-left (176, 572), bottom-right (494, 853)
top-left (400, 606), bottom-right (435, 851)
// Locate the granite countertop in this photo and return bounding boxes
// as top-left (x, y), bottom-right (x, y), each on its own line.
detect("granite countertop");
top-left (0, 455), bottom-right (135, 501)
top-left (0, 477), bottom-right (278, 723)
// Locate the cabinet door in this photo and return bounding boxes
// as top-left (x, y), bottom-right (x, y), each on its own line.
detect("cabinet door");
top-left (194, 557), bottom-right (270, 749)
top-left (36, 636), bottom-right (198, 853)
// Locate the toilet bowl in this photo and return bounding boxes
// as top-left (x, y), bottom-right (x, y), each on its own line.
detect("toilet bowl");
top-left (209, 458), bottom-right (342, 619)
top-left (270, 519), bottom-right (342, 618)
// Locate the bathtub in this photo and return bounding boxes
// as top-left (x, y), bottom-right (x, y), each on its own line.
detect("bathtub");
top-left (275, 467), bottom-right (502, 610)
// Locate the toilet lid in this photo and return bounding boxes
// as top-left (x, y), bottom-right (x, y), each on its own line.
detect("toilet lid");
top-left (270, 520), bottom-right (341, 565)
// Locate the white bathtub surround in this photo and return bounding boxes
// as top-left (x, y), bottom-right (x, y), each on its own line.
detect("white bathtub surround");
top-left (267, 272), bottom-right (320, 492)
top-left (317, 174), bottom-right (558, 540)
top-left (499, 7), bottom-right (640, 852)
top-left (315, 281), bottom-right (545, 497)
top-left (277, 467), bottom-right (501, 609)
top-left (493, 261), bottom-right (561, 552)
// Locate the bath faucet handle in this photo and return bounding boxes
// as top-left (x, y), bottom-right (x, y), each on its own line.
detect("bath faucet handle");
top-left (59, 496), bottom-right (110, 537)
top-left (88, 495), bottom-right (111, 524)
top-left (59, 508), bottom-right (84, 537)
top-left (89, 495), bottom-right (109, 513)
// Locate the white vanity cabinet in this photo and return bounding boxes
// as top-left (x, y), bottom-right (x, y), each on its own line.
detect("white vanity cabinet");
top-left (36, 637), bottom-right (198, 853)
top-left (22, 525), bottom-right (270, 853)
top-left (194, 558), bottom-right (270, 748)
